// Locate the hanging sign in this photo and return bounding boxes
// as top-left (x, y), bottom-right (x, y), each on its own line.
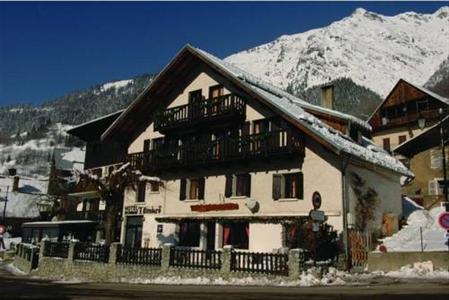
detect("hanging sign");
top-left (125, 205), bottom-right (161, 215)
top-left (312, 191), bottom-right (322, 210)
top-left (438, 212), bottom-right (449, 230)
top-left (309, 209), bottom-right (326, 222)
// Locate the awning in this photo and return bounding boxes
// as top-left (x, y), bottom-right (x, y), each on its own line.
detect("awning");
top-left (67, 190), bottom-right (99, 199)
top-left (156, 215), bottom-right (309, 224)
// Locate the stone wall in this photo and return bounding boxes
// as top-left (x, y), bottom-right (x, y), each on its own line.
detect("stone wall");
top-left (12, 243), bottom-right (39, 274)
top-left (28, 242), bottom-right (308, 282)
top-left (367, 251), bottom-right (449, 272)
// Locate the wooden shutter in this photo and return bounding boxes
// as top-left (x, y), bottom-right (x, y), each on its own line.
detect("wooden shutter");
top-left (198, 178), bottom-right (205, 200)
top-left (143, 139), bottom-right (151, 152)
top-left (272, 174), bottom-right (282, 200)
top-left (245, 174), bottom-right (251, 197)
top-left (180, 179), bottom-right (186, 201)
top-left (225, 174), bottom-right (233, 198)
top-left (296, 173), bottom-right (304, 199)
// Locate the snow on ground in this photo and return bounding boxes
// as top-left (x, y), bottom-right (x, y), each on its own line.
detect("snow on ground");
top-left (383, 261), bottom-right (449, 279)
top-left (3, 263), bottom-right (27, 276)
top-left (3, 237), bottom-right (21, 250)
top-left (380, 206), bottom-right (448, 252)
top-left (61, 147), bottom-right (85, 171)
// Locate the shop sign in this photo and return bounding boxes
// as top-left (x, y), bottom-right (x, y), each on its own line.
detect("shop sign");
top-left (125, 205), bottom-right (162, 215)
top-left (309, 209), bottom-right (326, 222)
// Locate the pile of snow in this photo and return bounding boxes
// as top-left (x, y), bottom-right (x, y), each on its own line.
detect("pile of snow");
top-left (380, 207), bottom-right (448, 252)
top-left (3, 263), bottom-right (27, 276)
top-left (384, 261), bottom-right (449, 279)
top-left (3, 236), bottom-right (22, 250)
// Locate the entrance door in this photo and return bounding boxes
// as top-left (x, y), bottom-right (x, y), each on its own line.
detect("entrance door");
top-left (125, 216), bottom-right (143, 248)
top-left (206, 222), bottom-right (216, 250)
top-left (188, 90), bottom-right (203, 119)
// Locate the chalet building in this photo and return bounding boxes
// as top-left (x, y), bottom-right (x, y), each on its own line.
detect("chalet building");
top-left (66, 110), bottom-right (127, 242)
top-left (368, 79), bottom-right (449, 207)
top-left (94, 45), bottom-right (410, 252)
top-left (394, 115), bottom-right (449, 207)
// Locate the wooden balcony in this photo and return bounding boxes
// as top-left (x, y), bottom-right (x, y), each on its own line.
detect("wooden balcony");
top-left (128, 129), bottom-right (304, 173)
top-left (154, 94), bottom-right (246, 132)
top-left (375, 109), bottom-right (442, 132)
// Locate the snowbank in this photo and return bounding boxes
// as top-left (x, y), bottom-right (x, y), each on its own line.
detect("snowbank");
top-left (380, 207), bottom-right (448, 252)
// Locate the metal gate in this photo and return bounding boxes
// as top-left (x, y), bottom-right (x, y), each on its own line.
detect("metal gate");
top-left (349, 230), bottom-right (371, 269)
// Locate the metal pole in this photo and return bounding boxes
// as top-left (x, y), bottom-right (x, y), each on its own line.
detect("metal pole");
top-left (420, 227), bottom-right (423, 252)
top-left (2, 186), bottom-right (8, 223)
top-left (441, 122), bottom-right (448, 204)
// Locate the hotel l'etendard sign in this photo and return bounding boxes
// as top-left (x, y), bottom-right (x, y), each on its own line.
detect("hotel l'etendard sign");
top-left (125, 205), bottom-right (162, 215)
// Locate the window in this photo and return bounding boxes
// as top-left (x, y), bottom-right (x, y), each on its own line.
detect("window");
top-left (136, 182), bottom-right (146, 202)
top-left (273, 173), bottom-right (304, 200)
top-left (430, 148), bottom-right (449, 169)
top-left (398, 135), bottom-right (407, 145)
top-left (225, 174), bottom-right (251, 197)
top-left (222, 222), bottom-right (249, 249)
top-left (180, 178), bottom-right (205, 200)
top-left (209, 85), bottom-right (224, 98)
top-left (150, 181), bottom-right (160, 193)
top-left (382, 138), bottom-right (391, 152)
top-left (178, 221), bottom-right (200, 247)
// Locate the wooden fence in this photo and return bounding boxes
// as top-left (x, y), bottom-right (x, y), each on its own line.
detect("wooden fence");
top-left (43, 242), bottom-right (69, 259)
top-left (231, 251), bottom-right (289, 276)
top-left (349, 230), bottom-right (371, 268)
top-left (74, 243), bottom-right (110, 263)
top-left (169, 248), bottom-right (222, 270)
top-left (117, 246), bottom-right (162, 266)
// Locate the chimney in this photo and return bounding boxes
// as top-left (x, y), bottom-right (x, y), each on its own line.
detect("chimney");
top-left (320, 85), bottom-right (335, 110)
top-left (12, 175), bottom-right (19, 192)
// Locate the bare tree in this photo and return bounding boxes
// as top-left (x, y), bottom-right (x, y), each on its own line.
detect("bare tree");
top-left (75, 163), bottom-right (161, 245)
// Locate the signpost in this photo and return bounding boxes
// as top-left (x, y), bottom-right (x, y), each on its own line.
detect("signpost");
top-left (438, 212), bottom-right (449, 230)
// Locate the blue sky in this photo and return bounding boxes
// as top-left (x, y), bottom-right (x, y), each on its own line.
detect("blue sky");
top-left (0, 1), bottom-right (447, 106)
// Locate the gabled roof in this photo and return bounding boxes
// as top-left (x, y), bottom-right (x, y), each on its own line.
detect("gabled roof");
top-left (102, 45), bottom-right (411, 177)
top-left (368, 78), bottom-right (449, 122)
top-left (394, 115), bottom-right (449, 158)
top-left (67, 109), bottom-right (124, 142)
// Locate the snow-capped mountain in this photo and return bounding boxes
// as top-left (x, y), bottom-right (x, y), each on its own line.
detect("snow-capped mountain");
top-left (225, 7), bottom-right (449, 97)
top-left (425, 54), bottom-right (449, 98)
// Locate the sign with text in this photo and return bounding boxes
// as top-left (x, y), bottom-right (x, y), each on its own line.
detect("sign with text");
top-left (125, 205), bottom-right (162, 215)
top-left (309, 209), bottom-right (326, 222)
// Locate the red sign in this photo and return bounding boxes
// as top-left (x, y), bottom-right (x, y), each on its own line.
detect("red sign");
top-left (191, 203), bottom-right (239, 212)
top-left (0, 225), bottom-right (5, 235)
top-left (438, 212), bottom-right (449, 230)
top-left (312, 191), bottom-right (322, 210)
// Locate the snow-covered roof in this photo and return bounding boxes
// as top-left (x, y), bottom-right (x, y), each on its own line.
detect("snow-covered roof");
top-left (192, 46), bottom-right (411, 176)
top-left (53, 147), bottom-right (85, 171)
top-left (194, 48), bottom-right (371, 131)
top-left (0, 176), bottom-right (49, 218)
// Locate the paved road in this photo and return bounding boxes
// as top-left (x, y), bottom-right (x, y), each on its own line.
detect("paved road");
top-left (1, 265), bottom-right (448, 300)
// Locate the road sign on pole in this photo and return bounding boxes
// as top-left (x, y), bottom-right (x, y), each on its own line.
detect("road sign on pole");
top-left (437, 212), bottom-right (449, 230)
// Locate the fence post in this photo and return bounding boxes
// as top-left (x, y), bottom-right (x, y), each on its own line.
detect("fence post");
top-left (220, 245), bottom-right (233, 275)
top-left (38, 240), bottom-right (46, 259)
top-left (109, 243), bottom-right (121, 264)
top-left (67, 241), bottom-right (77, 263)
top-left (161, 243), bottom-right (173, 271)
top-left (288, 248), bottom-right (302, 279)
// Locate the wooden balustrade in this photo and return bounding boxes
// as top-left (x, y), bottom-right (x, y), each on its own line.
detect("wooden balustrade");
top-left (154, 94), bottom-right (246, 132)
top-left (128, 129), bottom-right (304, 172)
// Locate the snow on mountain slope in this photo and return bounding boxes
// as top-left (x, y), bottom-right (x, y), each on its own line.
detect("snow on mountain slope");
top-left (225, 7), bottom-right (449, 97)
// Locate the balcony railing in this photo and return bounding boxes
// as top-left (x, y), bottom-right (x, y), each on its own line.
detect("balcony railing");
top-left (65, 210), bottom-right (105, 223)
top-left (154, 94), bottom-right (246, 132)
top-left (377, 109), bottom-right (442, 131)
top-left (129, 129), bottom-right (304, 172)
